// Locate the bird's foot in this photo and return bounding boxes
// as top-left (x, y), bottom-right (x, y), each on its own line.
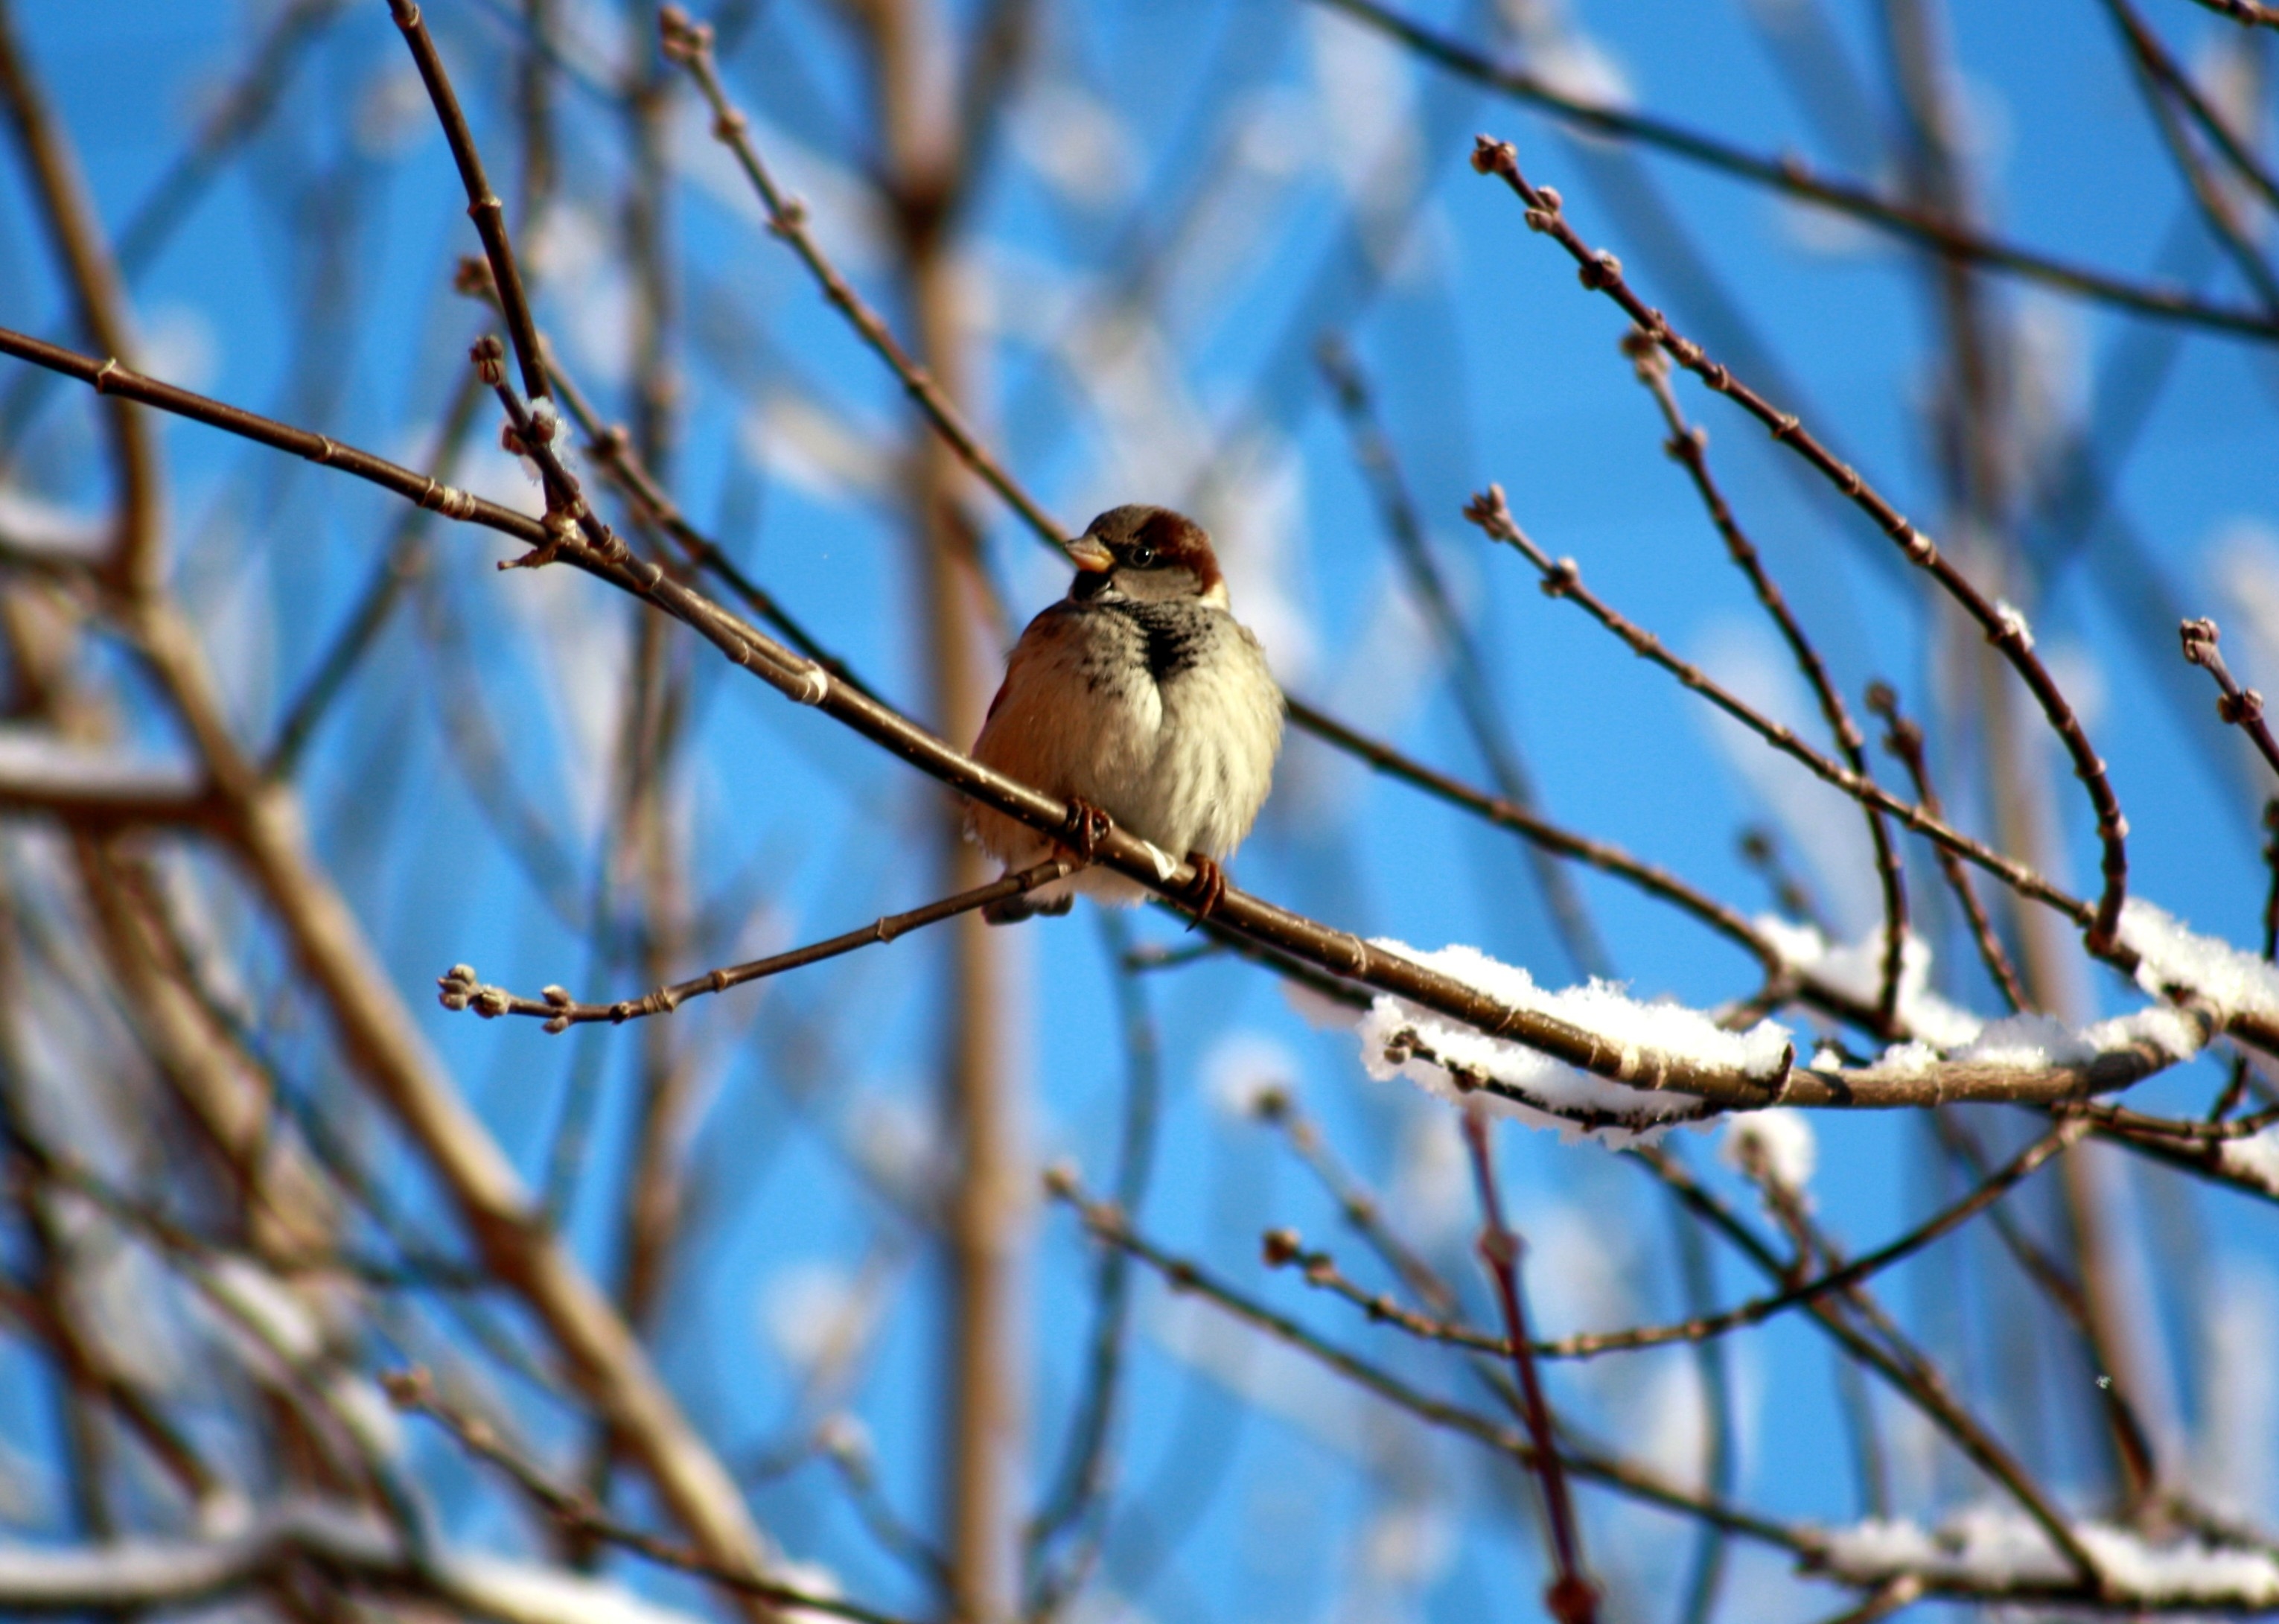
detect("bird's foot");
top-left (1179, 852), bottom-right (1227, 929)
top-left (983, 888), bottom-right (1074, 926)
top-left (1059, 797), bottom-right (1112, 864)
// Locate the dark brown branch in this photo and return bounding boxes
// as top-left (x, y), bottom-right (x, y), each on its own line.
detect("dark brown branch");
top-left (436, 858), bottom-right (1074, 1029)
top-left (1314, 0), bottom-right (2279, 342)
top-left (1865, 683), bottom-right (2030, 1013)
top-left (2181, 617), bottom-right (2279, 780)
top-left (1471, 137), bottom-right (2135, 955)
top-left (1459, 1109), bottom-right (1599, 1622)
top-left (385, 0), bottom-right (551, 404)
top-left (1628, 335), bottom-right (1907, 1034)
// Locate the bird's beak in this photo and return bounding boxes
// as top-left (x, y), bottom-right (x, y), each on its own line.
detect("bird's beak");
top-left (1065, 535), bottom-right (1115, 573)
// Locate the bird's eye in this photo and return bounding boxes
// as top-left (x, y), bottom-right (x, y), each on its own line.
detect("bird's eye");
top-left (1129, 545), bottom-right (1156, 568)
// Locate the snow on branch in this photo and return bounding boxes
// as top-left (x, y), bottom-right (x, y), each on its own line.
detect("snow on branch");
top-left (1354, 916), bottom-right (2235, 1132)
top-left (1813, 1508), bottom-right (2279, 1608)
top-left (1356, 940), bottom-right (1790, 1144)
top-left (2119, 897), bottom-right (2279, 1025)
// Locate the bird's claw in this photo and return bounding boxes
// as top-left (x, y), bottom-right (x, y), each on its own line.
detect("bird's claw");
top-left (1060, 798), bottom-right (1112, 864)
top-left (1179, 852), bottom-right (1227, 929)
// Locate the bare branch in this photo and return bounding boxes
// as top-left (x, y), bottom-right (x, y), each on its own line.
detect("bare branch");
top-left (2181, 617), bottom-right (2279, 780)
top-left (1865, 682), bottom-right (2030, 1014)
top-left (1627, 334), bottom-right (1907, 1034)
top-left (385, 0), bottom-right (550, 404)
top-left (1471, 137), bottom-right (2135, 955)
top-left (1459, 1108), bottom-right (1599, 1621)
top-left (1317, 0), bottom-right (2279, 342)
top-left (436, 858), bottom-right (1074, 1030)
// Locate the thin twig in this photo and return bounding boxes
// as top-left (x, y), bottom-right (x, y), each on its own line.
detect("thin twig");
top-left (656, 7), bottom-right (1079, 561)
top-left (1470, 138), bottom-right (2134, 955)
top-left (1255, 1089), bottom-right (1464, 1320)
top-left (1865, 682), bottom-right (2030, 1014)
top-left (1462, 484), bottom-right (2090, 933)
top-left (1313, 0), bottom-right (2279, 341)
top-left (1628, 334), bottom-right (1907, 1033)
top-left (1459, 1108), bottom-right (1598, 1622)
top-left (1269, 1116), bottom-right (2084, 1362)
top-left (2179, 0), bottom-right (2279, 28)
top-left (2106, 1), bottom-right (2279, 313)
top-left (438, 858), bottom-right (1075, 1030)
top-left (386, 0), bottom-right (551, 404)
top-left (2181, 617), bottom-right (2279, 780)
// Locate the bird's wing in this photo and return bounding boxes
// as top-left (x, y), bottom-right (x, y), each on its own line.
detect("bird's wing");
top-left (984, 602), bottom-right (1080, 724)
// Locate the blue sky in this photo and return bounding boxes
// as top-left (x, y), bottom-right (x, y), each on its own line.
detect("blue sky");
top-left (3, 1), bottom-right (2277, 1619)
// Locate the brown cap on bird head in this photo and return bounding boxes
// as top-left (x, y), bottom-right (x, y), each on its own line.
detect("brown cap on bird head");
top-left (1066, 506), bottom-right (1223, 594)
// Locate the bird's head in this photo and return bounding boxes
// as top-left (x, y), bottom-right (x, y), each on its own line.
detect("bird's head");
top-left (1067, 506), bottom-right (1226, 606)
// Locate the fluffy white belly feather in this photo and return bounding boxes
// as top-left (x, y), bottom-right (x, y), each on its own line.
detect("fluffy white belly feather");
top-left (969, 596), bottom-right (1282, 907)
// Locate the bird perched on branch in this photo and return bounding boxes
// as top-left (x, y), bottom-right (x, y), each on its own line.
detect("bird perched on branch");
top-left (970, 505), bottom-right (1284, 925)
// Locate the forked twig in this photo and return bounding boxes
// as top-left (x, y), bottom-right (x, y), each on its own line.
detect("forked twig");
top-left (1627, 334), bottom-right (1907, 1033)
top-left (1461, 485), bottom-right (2082, 929)
top-left (1471, 136), bottom-right (2132, 954)
top-left (1865, 683), bottom-right (2030, 1014)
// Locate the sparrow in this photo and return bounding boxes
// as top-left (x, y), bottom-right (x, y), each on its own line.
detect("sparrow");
top-left (969, 505), bottom-right (1284, 924)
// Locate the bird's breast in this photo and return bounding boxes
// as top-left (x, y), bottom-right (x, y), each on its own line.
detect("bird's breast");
top-left (972, 596), bottom-right (1283, 859)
